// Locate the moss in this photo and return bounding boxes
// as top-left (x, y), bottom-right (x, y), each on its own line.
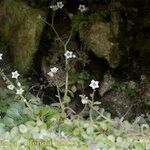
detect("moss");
top-left (0, 0), bottom-right (48, 73)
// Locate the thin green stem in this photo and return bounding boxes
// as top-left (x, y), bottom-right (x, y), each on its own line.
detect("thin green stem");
top-left (90, 90), bottom-right (95, 122)
top-left (40, 18), bottom-right (65, 46)
top-left (91, 90), bottom-right (95, 103)
top-left (65, 28), bottom-right (74, 47)
top-left (51, 11), bottom-right (55, 26)
top-left (65, 107), bottom-right (76, 114)
top-left (40, 16), bottom-right (74, 101)
top-left (89, 104), bottom-right (113, 123)
top-left (56, 83), bottom-right (65, 113)
top-left (64, 45), bottom-right (69, 97)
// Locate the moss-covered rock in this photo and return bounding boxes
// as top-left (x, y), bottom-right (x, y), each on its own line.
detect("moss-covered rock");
top-left (79, 21), bottom-right (121, 68)
top-left (0, 0), bottom-right (48, 73)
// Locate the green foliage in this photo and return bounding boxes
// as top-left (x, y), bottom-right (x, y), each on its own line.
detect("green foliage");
top-left (0, 81), bottom-right (150, 149)
top-left (0, 100), bottom-right (150, 149)
top-left (0, 88), bottom-right (18, 115)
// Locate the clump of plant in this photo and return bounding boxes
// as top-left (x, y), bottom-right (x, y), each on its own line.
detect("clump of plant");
top-left (0, 1), bottom-right (150, 150)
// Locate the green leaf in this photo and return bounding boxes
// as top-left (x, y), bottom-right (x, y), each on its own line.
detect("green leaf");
top-left (58, 81), bottom-right (65, 88)
top-left (59, 123), bottom-right (72, 133)
top-left (99, 121), bottom-right (108, 131)
top-left (73, 128), bottom-right (80, 136)
top-left (41, 106), bottom-right (50, 116)
top-left (63, 95), bottom-right (71, 103)
top-left (86, 126), bottom-right (94, 135)
top-left (134, 143), bottom-right (145, 150)
top-left (7, 107), bottom-right (22, 119)
top-left (68, 90), bottom-right (74, 98)
top-left (3, 117), bottom-right (16, 127)
top-left (33, 108), bottom-right (40, 115)
top-left (93, 101), bottom-right (101, 105)
top-left (10, 127), bottom-right (19, 136)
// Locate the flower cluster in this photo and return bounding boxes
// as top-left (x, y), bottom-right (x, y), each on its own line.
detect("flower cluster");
top-left (47, 67), bottom-right (59, 77)
top-left (64, 50), bottom-right (76, 59)
top-left (79, 94), bottom-right (89, 104)
top-left (50, 1), bottom-right (64, 11)
top-left (8, 70), bottom-right (24, 95)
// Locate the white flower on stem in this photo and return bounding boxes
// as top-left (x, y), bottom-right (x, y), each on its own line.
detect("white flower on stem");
top-left (50, 67), bottom-right (58, 73)
top-left (7, 84), bottom-right (14, 90)
top-left (16, 88), bottom-right (24, 95)
top-left (78, 4), bottom-right (86, 12)
top-left (64, 50), bottom-right (76, 59)
top-left (79, 94), bottom-right (88, 104)
top-left (89, 80), bottom-right (99, 90)
top-left (12, 71), bottom-right (20, 79)
top-left (57, 1), bottom-right (64, 9)
top-left (50, 5), bottom-right (58, 11)
top-left (0, 53), bottom-right (3, 60)
top-left (64, 50), bottom-right (73, 59)
top-left (47, 67), bottom-right (58, 77)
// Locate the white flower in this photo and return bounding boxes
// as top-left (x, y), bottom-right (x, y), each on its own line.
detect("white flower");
top-left (50, 5), bottom-right (58, 11)
top-left (57, 1), bottom-right (64, 9)
top-left (81, 98), bottom-right (88, 104)
top-left (12, 71), bottom-right (20, 79)
top-left (50, 67), bottom-right (58, 73)
top-left (0, 53), bottom-right (3, 60)
top-left (19, 124), bottom-right (28, 133)
top-left (16, 88), bottom-right (24, 95)
top-left (64, 50), bottom-right (76, 59)
top-left (78, 4), bottom-right (86, 12)
top-left (64, 50), bottom-right (73, 59)
top-left (7, 84), bottom-right (14, 90)
top-left (89, 80), bottom-right (99, 90)
top-left (47, 67), bottom-right (58, 77)
top-left (79, 94), bottom-right (88, 104)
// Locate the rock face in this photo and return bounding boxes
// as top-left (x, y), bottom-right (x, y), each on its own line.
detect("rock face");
top-left (0, 0), bottom-right (48, 73)
top-left (102, 90), bottom-right (132, 118)
top-left (79, 21), bottom-right (121, 68)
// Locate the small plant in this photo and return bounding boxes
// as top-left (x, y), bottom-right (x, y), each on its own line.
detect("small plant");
top-left (0, 2), bottom-right (150, 150)
top-left (37, 2), bottom-right (90, 115)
